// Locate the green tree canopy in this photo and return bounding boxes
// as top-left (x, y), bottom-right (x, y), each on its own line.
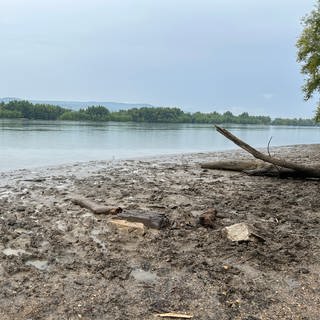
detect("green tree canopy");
top-left (296, 0), bottom-right (320, 120)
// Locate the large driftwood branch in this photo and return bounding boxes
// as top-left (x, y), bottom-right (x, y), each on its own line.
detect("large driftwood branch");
top-left (213, 126), bottom-right (320, 178)
top-left (201, 160), bottom-right (265, 171)
top-left (201, 160), bottom-right (303, 178)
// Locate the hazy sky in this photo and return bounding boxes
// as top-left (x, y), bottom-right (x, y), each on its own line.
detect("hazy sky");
top-left (0, 0), bottom-right (317, 117)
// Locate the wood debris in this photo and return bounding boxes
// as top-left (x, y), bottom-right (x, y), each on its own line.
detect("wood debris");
top-left (157, 312), bottom-right (193, 319)
top-left (198, 208), bottom-right (216, 228)
top-left (117, 211), bottom-right (168, 229)
top-left (71, 196), bottom-right (122, 215)
top-left (109, 219), bottom-right (145, 230)
top-left (214, 125), bottom-right (320, 179)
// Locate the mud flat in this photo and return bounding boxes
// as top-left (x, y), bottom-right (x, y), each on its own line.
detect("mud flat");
top-left (0, 144), bottom-right (319, 319)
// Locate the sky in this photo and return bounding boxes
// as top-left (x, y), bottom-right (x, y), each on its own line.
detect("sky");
top-left (0, 0), bottom-right (317, 118)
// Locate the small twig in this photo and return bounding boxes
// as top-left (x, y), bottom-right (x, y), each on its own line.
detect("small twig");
top-left (267, 136), bottom-right (273, 157)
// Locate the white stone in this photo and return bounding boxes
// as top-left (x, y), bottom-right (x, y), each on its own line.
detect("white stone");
top-left (223, 222), bottom-right (251, 241)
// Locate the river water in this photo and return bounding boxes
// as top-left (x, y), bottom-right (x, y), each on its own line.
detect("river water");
top-left (0, 119), bottom-right (319, 171)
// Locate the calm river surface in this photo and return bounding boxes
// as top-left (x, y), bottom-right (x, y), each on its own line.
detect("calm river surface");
top-left (0, 119), bottom-right (319, 171)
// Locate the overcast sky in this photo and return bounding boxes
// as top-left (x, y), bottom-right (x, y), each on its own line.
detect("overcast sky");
top-left (0, 0), bottom-right (317, 117)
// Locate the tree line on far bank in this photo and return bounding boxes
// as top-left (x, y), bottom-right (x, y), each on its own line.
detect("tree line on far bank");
top-left (0, 100), bottom-right (317, 126)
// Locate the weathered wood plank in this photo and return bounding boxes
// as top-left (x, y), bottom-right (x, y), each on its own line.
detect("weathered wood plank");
top-left (116, 211), bottom-right (168, 229)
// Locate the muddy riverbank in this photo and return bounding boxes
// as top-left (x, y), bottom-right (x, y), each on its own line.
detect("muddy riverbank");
top-left (0, 145), bottom-right (319, 319)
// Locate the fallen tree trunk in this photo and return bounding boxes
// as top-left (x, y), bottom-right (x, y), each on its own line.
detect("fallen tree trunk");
top-left (243, 167), bottom-right (309, 178)
top-left (201, 160), bottom-right (304, 178)
top-left (209, 126), bottom-right (320, 179)
top-left (201, 160), bottom-right (305, 178)
top-left (201, 160), bottom-right (264, 171)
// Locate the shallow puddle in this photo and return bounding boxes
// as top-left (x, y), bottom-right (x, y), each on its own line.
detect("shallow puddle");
top-left (131, 268), bottom-right (158, 283)
top-left (90, 229), bottom-right (107, 252)
top-left (26, 260), bottom-right (49, 271)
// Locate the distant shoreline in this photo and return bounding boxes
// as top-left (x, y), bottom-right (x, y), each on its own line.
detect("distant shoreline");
top-left (0, 116), bottom-right (318, 127)
top-left (1, 143), bottom-right (318, 178)
top-left (0, 100), bottom-right (317, 126)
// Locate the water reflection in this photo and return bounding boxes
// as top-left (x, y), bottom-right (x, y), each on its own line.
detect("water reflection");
top-left (0, 119), bottom-right (319, 171)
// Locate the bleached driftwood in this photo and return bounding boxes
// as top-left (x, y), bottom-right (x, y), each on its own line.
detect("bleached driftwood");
top-left (202, 126), bottom-right (320, 179)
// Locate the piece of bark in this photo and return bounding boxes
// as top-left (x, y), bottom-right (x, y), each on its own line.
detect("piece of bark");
top-left (71, 196), bottom-right (122, 215)
top-left (157, 313), bottom-right (193, 319)
top-left (116, 211), bottom-right (168, 229)
top-left (109, 219), bottom-right (145, 230)
top-left (23, 178), bottom-right (46, 182)
top-left (215, 125), bottom-right (320, 178)
top-left (198, 208), bottom-right (216, 228)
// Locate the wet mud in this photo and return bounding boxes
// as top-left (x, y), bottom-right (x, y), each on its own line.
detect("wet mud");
top-left (0, 145), bottom-right (319, 319)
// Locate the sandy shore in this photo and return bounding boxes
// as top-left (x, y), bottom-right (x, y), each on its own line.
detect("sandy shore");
top-left (0, 144), bottom-right (319, 319)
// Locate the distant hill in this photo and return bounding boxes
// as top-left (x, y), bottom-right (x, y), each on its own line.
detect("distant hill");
top-left (0, 97), bottom-right (19, 103)
top-left (0, 97), bottom-right (154, 111)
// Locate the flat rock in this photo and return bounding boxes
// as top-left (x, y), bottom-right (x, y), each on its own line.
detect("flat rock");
top-left (222, 222), bottom-right (251, 241)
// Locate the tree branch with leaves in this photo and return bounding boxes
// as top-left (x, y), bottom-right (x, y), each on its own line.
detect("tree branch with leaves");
top-left (296, 0), bottom-right (320, 120)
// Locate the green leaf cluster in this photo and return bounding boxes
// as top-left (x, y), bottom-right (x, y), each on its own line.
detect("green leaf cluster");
top-left (297, 0), bottom-right (320, 119)
top-left (0, 100), bottom-right (65, 120)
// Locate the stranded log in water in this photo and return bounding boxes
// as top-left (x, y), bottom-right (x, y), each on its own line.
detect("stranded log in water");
top-left (201, 126), bottom-right (320, 179)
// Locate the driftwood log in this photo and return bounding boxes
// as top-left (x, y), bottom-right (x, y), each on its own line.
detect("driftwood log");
top-left (71, 196), bottom-right (122, 214)
top-left (201, 160), bottom-right (265, 171)
top-left (202, 126), bottom-right (320, 179)
top-left (201, 160), bottom-right (305, 178)
top-left (116, 211), bottom-right (169, 229)
top-left (71, 196), bottom-right (168, 229)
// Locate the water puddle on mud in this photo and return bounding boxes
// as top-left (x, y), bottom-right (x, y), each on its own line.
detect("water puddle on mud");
top-left (0, 189), bottom-right (14, 199)
top-left (131, 268), bottom-right (158, 283)
top-left (25, 260), bottom-right (49, 271)
top-left (90, 229), bottom-right (107, 252)
top-left (14, 228), bottom-right (33, 235)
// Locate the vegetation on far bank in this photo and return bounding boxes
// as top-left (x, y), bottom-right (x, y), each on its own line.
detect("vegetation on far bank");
top-left (0, 100), bottom-right (317, 126)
